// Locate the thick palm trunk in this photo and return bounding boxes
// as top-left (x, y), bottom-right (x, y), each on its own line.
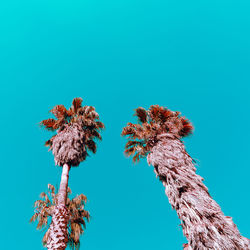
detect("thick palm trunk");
top-left (147, 133), bottom-right (250, 250)
top-left (47, 164), bottom-right (70, 250)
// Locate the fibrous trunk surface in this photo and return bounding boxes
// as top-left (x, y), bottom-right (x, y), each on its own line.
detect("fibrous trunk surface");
top-left (46, 205), bottom-right (69, 250)
top-left (147, 134), bottom-right (250, 250)
top-left (52, 123), bottom-right (87, 167)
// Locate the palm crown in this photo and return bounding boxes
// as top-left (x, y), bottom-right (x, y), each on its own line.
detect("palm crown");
top-left (121, 105), bottom-right (193, 162)
top-left (30, 184), bottom-right (90, 250)
top-left (40, 97), bottom-right (104, 166)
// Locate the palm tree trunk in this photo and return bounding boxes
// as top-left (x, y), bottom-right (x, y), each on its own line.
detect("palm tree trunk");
top-left (147, 133), bottom-right (250, 250)
top-left (47, 164), bottom-right (70, 250)
top-left (57, 164), bottom-right (70, 205)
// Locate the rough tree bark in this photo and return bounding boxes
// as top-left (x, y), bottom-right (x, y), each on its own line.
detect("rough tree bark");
top-left (147, 133), bottom-right (250, 250)
top-left (46, 164), bottom-right (70, 250)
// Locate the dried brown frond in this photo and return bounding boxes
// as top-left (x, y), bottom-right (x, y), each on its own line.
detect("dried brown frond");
top-left (96, 121), bottom-right (105, 130)
top-left (124, 145), bottom-right (137, 157)
top-left (42, 230), bottom-right (49, 247)
top-left (40, 192), bottom-right (50, 204)
top-left (124, 139), bottom-right (148, 163)
top-left (30, 213), bottom-right (38, 223)
top-left (148, 105), bottom-right (162, 123)
top-left (54, 117), bottom-right (66, 129)
top-left (30, 184), bottom-right (56, 231)
top-left (67, 186), bottom-right (72, 195)
top-left (48, 184), bottom-right (55, 194)
top-left (133, 153), bottom-right (140, 162)
top-left (179, 117), bottom-right (194, 137)
top-left (50, 105), bottom-right (68, 119)
top-left (45, 139), bottom-right (52, 147)
top-left (134, 107), bottom-right (147, 123)
top-left (40, 119), bottom-right (57, 131)
top-left (67, 193), bottom-right (90, 250)
top-left (125, 140), bottom-right (141, 149)
top-left (71, 97), bottom-right (83, 114)
top-left (121, 123), bottom-right (145, 140)
top-left (90, 129), bottom-right (102, 140)
top-left (86, 140), bottom-right (97, 154)
top-left (44, 135), bottom-right (55, 149)
top-left (149, 105), bottom-right (173, 124)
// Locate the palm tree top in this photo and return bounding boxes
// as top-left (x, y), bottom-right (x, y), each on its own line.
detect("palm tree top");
top-left (121, 105), bottom-right (193, 162)
top-left (41, 97), bottom-right (104, 138)
top-left (40, 97), bottom-right (105, 166)
top-left (30, 184), bottom-right (90, 250)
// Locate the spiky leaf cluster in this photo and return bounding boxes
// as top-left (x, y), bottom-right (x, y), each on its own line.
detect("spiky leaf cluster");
top-left (121, 105), bottom-right (193, 162)
top-left (30, 184), bottom-right (90, 249)
top-left (30, 184), bottom-right (56, 231)
top-left (67, 194), bottom-right (90, 250)
top-left (40, 97), bottom-right (104, 166)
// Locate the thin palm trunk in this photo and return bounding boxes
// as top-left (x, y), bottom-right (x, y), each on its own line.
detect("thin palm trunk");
top-left (47, 164), bottom-right (71, 250)
top-left (147, 134), bottom-right (250, 250)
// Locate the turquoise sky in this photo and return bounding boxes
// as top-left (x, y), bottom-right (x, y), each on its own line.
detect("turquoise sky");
top-left (1, 0), bottom-right (249, 249)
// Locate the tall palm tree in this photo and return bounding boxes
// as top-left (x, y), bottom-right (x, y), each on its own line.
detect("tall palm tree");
top-left (40, 97), bottom-right (104, 249)
top-left (122, 105), bottom-right (250, 249)
top-left (30, 184), bottom-right (90, 250)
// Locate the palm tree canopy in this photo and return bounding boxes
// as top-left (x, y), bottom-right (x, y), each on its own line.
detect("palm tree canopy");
top-left (30, 184), bottom-right (56, 230)
top-left (40, 97), bottom-right (104, 166)
top-left (121, 105), bottom-right (193, 162)
top-left (30, 184), bottom-right (90, 249)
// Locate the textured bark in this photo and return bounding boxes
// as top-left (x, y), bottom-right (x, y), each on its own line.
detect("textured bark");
top-left (52, 123), bottom-right (87, 167)
top-left (46, 205), bottom-right (69, 250)
top-left (47, 164), bottom-right (70, 250)
top-left (147, 133), bottom-right (250, 250)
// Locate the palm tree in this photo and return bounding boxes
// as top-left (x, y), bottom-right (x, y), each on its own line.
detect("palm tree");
top-left (122, 105), bottom-right (250, 249)
top-left (30, 184), bottom-right (90, 250)
top-left (40, 97), bottom-right (104, 249)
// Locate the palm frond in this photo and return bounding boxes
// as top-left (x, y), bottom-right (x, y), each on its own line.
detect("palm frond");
top-left (133, 153), bottom-right (140, 162)
top-left (30, 213), bottom-right (39, 223)
top-left (54, 117), bottom-right (67, 129)
top-left (124, 140), bottom-right (147, 162)
top-left (125, 140), bottom-right (142, 149)
top-left (71, 98), bottom-right (83, 114)
top-left (42, 230), bottom-right (49, 247)
top-left (40, 119), bottom-right (57, 131)
top-left (134, 107), bottom-right (148, 123)
top-left (89, 129), bottom-right (102, 140)
top-left (180, 117), bottom-right (193, 137)
top-left (96, 121), bottom-right (105, 130)
top-left (124, 145), bottom-right (137, 157)
top-left (45, 138), bottom-right (53, 148)
top-left (148, 105), bottom-right (173, 124)
top-left (48, 184), bottom-right (55, 195)
top-left (67, 186), bottom-right (72, 195)
top-left (86, 140), bottom-right (97, 154)
top-left (50, 105), bottom-right (68, 119)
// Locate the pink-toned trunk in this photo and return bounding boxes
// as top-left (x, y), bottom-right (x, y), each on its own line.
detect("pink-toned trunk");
top-left (147, 133), bottom-right (250, 250)
top-left (57, 164), bottom-right (70, 206)
top-left (47, 164), bottom-right (70, 250)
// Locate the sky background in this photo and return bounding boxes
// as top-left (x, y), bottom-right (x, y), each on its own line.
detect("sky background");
top-left (0, 0), bottom-right (249, 249)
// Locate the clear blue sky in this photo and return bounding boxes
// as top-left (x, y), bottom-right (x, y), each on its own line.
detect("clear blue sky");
top-left (0, 0), bottom-right (249, 249)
